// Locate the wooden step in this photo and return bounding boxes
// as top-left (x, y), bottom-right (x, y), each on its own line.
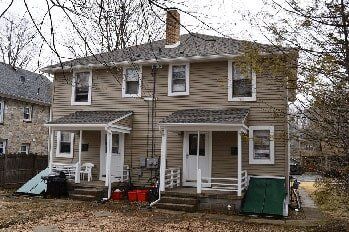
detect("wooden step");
top-left (162, 191), bottom-right (197, 198)
top-left (69, 193), bottom-right (97, 201)
top-left (72, 188), bottom-right (105, 197)
top-left (156, 203), bottom-right (197, 212)
top-left (160, 196), bottom-right (198, 205)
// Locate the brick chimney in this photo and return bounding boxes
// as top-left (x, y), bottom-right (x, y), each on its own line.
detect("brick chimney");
top-left (165, 9), bottom-right (180, 48)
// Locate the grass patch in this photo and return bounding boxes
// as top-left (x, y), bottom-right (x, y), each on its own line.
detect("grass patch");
top-left (312, 183), bottom-right (349, 222)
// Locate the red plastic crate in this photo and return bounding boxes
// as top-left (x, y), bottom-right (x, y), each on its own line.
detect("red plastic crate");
top-left (112, 191), bottom-right (123, 200)
top-left (128, 191), bottom-right (137, 202)
top-left (136, 189), bottom-right (149, 202)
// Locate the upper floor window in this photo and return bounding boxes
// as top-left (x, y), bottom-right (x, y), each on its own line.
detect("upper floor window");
top-left (249, 126), bottom-right (274, 164)
top-left (56, 131), bottom-right (74, 158)
top-left (23, 106), bottom-right (32, 122)
top-left (168, 63), bottom-right (190, 96)
top-left (0, 140), bottom-right (5, 154)
top-left (0, 101), bottom-right (4, 123)
top-left (20, 143), bottom-right (30, 155)
top-left (228, 61), bottom-right (256, 101)
top-left (71, 71), bottom-right (92, 105)
top-left (122, 66), bottom-right (142, 98)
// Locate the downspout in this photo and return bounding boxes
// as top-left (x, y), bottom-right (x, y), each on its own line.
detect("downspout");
top-left (149, 126), bottom-right (165, 207)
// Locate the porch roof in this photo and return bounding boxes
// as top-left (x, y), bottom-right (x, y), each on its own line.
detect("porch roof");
top-left (159, 108), bottom-right (249, 131)
top-left (46, 111), bottom-right (133, 132)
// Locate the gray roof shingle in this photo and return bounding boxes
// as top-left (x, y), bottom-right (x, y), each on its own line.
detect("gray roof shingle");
top-left (48, 111), bottom-right (133, 124)
top-left (160, 108), bottom-right (249, 124)
top-left (0, 62), bottom-right (52, 105)
top-left (45, 33), bottom-right (291, 69)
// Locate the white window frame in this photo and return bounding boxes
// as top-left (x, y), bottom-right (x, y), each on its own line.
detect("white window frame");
top-left (20, 143), bottom-right (30, 155)
top-left (0, 140), bottom-right (6, 154)
top-left (122, 66), bottom-right (142, 98)
top-left (23, 106), bottom-right (32, 122)
top-left (56, 131), bottom-right (74, 158)
top-left (71, 70), bottom-right (92, 106)
top-left (249, 125), bottom-right (275, 165)
top-left (0, 100), bottom-right (4, 123)
top-left (228, 61), bottom-right (256, 102)
top-left (168, 63), bottom-right (190, 96)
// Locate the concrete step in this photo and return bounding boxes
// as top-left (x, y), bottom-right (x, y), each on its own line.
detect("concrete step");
top-left (69, 193), bottom-right (97, 201)
top-left (156, 202), bottom-right (197, 212)
top-left (72, 188), bottom-right (104, 197)
top-left (160, 196), bottom-right (198, 205)
top-left (162, 191), bottom-right (197, 198)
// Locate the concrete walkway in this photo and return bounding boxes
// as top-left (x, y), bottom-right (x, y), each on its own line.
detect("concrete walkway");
top-left (298, 187), bottom-right (323, 220)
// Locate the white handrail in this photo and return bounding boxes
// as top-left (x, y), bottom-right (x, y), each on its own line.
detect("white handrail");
top-left (164, 167), bottom-right (180, 189)
top-left (200, 170), bottom-right (248, 193)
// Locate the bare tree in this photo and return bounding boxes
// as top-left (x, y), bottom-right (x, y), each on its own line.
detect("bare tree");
top-left (0, 15), bottom-right (39, 69)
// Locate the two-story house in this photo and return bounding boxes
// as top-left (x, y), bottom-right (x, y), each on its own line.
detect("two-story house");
top-left (42, 9), bottom-right (297, 214)
top-left (0, 62), bottom-right (52, 155)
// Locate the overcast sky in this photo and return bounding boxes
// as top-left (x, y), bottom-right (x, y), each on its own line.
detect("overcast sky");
top-left (0, 0), bottom-right (274, 70)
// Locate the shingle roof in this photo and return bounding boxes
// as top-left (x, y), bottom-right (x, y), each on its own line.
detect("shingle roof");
top-left (45, 33), bottom-right (290, 69)
top-left (160, 108), bottom-right (249, 124)
top-left (0, 62), bottom-right (52, 105)
top-left (48, 111), bottom-right (133, 124)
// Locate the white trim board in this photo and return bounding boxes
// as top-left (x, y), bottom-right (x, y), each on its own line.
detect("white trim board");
top-left (71, 70), bottom-right (93, 106)
top-left (227, 60), bottom-right (256, 102)
top-left (122, 65), bottom-right (142, 98)
top-left (249, 125), bottom-right (275, 165)
top-left (168, 63), bottom-right (190, 96)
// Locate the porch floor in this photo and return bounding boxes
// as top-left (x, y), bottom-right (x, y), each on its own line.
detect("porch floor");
top-left (164, 187), bottom-right (245, 200)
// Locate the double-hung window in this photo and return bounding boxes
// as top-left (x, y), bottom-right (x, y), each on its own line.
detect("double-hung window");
top-left (23, 106), bottom-right (32, 122)
top-left (122, 66), bottom-right (142, 97)
top-left (0, 140), bottom-right (5, 155)
top-left (56, 131), bottom-right (74, 158)
top-left (168, 64), bottom-right (190, 96)
top-left (249, 126), bottom-right (275, 164)
top-left (0, 101), bottom-right (4, 123)
top-left (71, 71), bottom-right (92, 105)
top-left (228, 61), bottom-right (256, 101)
top-left (20, 143), bottom-right (30, 154)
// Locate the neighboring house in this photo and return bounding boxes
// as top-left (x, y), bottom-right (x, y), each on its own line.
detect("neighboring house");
top-left (0, 62), bottom-right (51, 155)
top-left (42, 10), bottom-right (297, 213)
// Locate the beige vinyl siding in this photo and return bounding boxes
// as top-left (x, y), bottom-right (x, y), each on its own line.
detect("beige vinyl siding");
top-left (52, 60), bottom-right (289, 184)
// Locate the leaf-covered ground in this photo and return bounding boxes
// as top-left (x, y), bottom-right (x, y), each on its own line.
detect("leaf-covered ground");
top-left (0, 191), bottom-right (347, 232)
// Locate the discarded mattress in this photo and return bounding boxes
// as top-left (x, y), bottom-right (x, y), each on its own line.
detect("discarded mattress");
top-left (16, 168), bottom-right (49, 195)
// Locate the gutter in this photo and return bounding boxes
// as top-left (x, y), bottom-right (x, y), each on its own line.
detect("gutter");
top-left (40, 50), bottom-right (293, 74)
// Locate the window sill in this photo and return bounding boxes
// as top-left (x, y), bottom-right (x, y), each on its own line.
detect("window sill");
top-left (56, 153), bottom-right (73, 158)
top-left (71, 101), bottom-right (91, 106)
top-left (228, 96), bottom-right (256, 102)
top-left (23, 120), bottom-right (32, 123)
top-left (168, 92), bottom-right (189, 96)
top-left (249, 159), bottom-right (274, 165)
top-left (122, 94), bottom-right (141, 98)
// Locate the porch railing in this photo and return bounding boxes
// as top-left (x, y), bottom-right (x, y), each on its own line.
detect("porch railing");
top-left (52, 163), bottom-right (130, 184)
top-left (165, 168), bottom-right (181, 189)
top-left (51, 162), bottom-right (79, 182)
top-left (199, 169), bottom-right (248, 193)
top-left (123, 165), bottom-right (130, 182)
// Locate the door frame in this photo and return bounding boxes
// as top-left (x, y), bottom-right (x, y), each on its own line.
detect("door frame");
top-left (182, 131), bottom-right (212, 187)
top-left (99, 131), bottom-right (125, 181)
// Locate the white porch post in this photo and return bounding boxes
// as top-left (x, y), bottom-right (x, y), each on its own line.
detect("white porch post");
top-left (75, 130), bottom-right (82, 184)
top-left (105, 131), bottom-right (112, 188)
top-left (237, 129), bottom-right (242, 196)
top-left (159, 128), bottom-right (168, 192)
top-left (49, 128), bottom-right (54, 173)
top-left (196, 131), bottom-right (202, 194)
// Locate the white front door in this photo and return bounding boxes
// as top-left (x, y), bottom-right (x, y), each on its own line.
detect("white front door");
top-left (100, 132), bottom-right (124, 182)
top-left (183, 132), bottom-right (212, 187)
